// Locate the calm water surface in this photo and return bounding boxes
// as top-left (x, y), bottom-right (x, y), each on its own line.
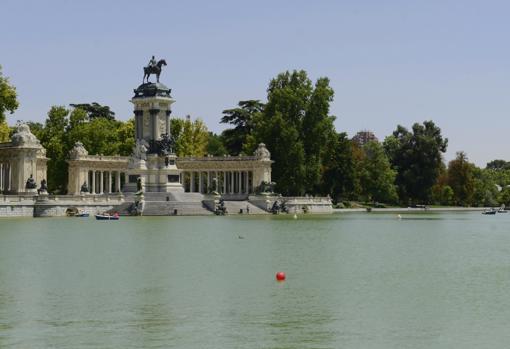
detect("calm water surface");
top-left (1, 212), bottom-right (510, 348)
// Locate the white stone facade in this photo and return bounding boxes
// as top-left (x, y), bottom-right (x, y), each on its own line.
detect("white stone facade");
top-left (0, 123), bottom-right (48, 194)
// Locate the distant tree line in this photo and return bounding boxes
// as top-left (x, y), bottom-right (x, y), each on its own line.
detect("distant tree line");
top-left (1, 64), bottom-right (510, 205)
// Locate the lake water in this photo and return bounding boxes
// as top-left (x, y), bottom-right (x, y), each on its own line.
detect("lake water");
top-left (1, 212), bottom-right (510, 348)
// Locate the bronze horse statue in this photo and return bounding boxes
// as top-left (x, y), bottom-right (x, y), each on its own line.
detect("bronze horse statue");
top-left (143, 59), bottom-right (167, 83)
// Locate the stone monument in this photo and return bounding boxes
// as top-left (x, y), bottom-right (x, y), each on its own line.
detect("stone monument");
top-left (125, 56), bottom-right (181, 193)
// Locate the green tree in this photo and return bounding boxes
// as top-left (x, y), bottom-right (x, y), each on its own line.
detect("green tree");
top-left (0, 66), bottom-right (19, 123)
top-left (35, 105), bottom-right (135, 193)
top-left (486, 159), bottom-right (510, 171)
top-left (322, 133), bottom-right (357, 202)
top-left (384, 121), bottom-right (448, 204)
top-left (116, 118), bottom-right (135, 156)
top-left (471, 167), bottom-right (498, 207)
top-left (207, 132), bottom-right (227, 156)
top-left (39, 106), bottom-right (70, 193)
top-left (173, 117), bottom-right (209, 157)
top-left (447, 151), bottom-right (475, 206)
top-left (220, 100), bottom-right (264, 155)
top-left (0, 120), bottom-right (10, 142)
top-left (69, 102), bottom-right (115, 120)
top-left (254, 70), bottom-right (338, 195)
top-left (302, 77), bottom-right (336, 192)
top-left (359, 141), bottom-right (398, 203)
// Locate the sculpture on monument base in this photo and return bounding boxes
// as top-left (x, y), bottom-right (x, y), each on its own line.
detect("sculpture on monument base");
top-left (25, 174), bottom-right (37, 190)
top-left (136, 177), bottom-right (143, 193)
top-left (215, 198), bottom-right (228, 216)
top-left (38, 179), bottom-right (48, 195)
top-left (270, 198), bottom-right (289, 215)
top-left (131, 177), bottom-right (145, 216)
top-left (143, 56), bottom-right (167, 83)
top-left (129, 140), bottom-right (148, 169)
top-left (255, 181), bottom-right (276, 195)
top-left (80, 181), bottom-right (89, 194)
top-left (148, 133), bottom-right (175, 156)
top-left (133, 140), bottom-right (148, 160)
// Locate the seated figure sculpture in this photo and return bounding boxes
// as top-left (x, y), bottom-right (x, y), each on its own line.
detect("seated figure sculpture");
top-left (80, 181), bottom-right (89, 193)
top-left (25, 174), bottom-right (37, 190)
top-left (38, 179), bottom-right (48, 194)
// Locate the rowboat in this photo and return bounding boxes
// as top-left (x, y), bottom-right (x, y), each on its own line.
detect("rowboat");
top-left (95, 213), bottom-right (120, 220)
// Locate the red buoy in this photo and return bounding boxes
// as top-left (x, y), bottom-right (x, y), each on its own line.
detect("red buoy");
top-left (276, 271), bottom-right (286, 281)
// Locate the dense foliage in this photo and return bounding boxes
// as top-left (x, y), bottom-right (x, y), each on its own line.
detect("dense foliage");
top-left (29, 106), bottom-right (135, 193)
top-left (0, 66), bottom-right (19, 141)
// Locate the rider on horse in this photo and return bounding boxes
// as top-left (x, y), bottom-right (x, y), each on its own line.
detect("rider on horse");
top-left (148, 56), bottom-right (157, 70)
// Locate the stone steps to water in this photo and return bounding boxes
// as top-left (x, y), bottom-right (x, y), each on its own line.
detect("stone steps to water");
top-left (142, 201), bottom-right (213, 216)
top-left (223, 201), bottom-right (267, 215)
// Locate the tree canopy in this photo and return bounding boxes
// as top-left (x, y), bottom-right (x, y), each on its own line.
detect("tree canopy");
top-left (384, 121), bottom-right (448, 204)
top-left (0, 65), bottom-right (19, 124)
top-left (69, 102), bottom-right (115, 120)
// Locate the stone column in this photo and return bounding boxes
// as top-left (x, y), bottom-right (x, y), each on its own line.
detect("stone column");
top-left (92, 171), bottom-right (96, 194)
top-left (99, 171), bottom-right (104, 194)
top-left (190, 171), bottom-right (195, 192)
top-left (222, 172), bottom-right (226, 194)
top-left (149, 109), bottom-right (160, 140)
top-left (106, 171), bottom-right (112, 194)
top-left (0, 163), bottom-right (3, 192)
top-left (229, 171), bottom-right (233, 194)
top-left (134, 110), bottom-right (143, 139)
top-left (199, 172), bottom-right (203, 194)
top-left (116, 171), bottom-right (121, 192)
top-left (7, 164), bottom-right (11, 191)
top-left (165, 110), bottom-right (171, 135)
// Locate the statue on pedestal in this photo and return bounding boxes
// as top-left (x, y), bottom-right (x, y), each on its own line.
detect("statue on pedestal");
top-left (136, 177), bottom-right (143, 193)
top-left (38, 178), bottom-right (48, 195)
top-left (80, 181), bottom-right (89, 194)
top-left (148, 133), bottom-right (175, 156)
top-left (25, 174), bottom-right (37, 190)
top-left (143, 56), bottom-right (167, 83)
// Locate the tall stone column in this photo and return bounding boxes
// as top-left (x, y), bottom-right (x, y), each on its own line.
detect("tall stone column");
top-left (116, 171), bottom-right (121, 192)
top-left (107, 171), bottom-right (111, 193)
top-left (165, 110), bottom-right (171, 135)
top-left (99, 171), bottom-right (104, 194)
top-left (0, 163), bottom-right (3, 192)
top-left (92, 171), bottom-right (96, 194)
top-left (190, 172), bottom-right (195, 192)
top-left (134, 110), bottom-right (143, 140)
top-left (199, 172), bottom-right (203, 194)
top-left (150, 109), bottom-right (160, 140)
top-left (229, 171), bottom-right (233, 194)
top-left (7, 164), bottom-right (11, 191)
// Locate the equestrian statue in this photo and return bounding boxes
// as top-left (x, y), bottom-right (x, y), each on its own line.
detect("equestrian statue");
top-left (143, 55), bottom-right (167, 83)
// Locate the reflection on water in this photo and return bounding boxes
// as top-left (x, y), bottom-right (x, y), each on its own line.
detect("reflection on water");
top-left (1, 212), bottom-right (510, 348)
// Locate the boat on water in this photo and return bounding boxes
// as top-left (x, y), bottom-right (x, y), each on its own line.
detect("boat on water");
top-left (66, 207), bottom-right (89, 217)
top-left (95, 213), bottom-right (120, 220)
top-left (482, 208), bottom-right (497, 215)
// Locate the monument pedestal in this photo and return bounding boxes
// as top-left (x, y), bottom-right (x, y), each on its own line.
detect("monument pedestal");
top-left (125, 81), bottom-right (183, 193)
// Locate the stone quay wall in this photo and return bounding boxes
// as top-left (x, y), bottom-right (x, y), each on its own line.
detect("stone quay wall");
top-left (0, 194), bottom-right (125, 218)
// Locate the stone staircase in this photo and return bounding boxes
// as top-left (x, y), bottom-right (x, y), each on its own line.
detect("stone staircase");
top-left (139, 191), bottom-right (211, 216)
top-left (223, 201), bottom-right (267, 215)
top-left (142, 201), bottom-right (213, 216)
